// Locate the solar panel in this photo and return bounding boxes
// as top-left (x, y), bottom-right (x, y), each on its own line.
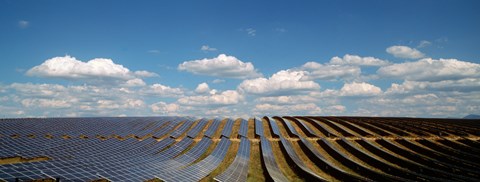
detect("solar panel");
top-left (220, 118), bottom-right (234, 138)
top-left (238, 119), bottom-right (248, 138)
top-left (214, 137), bottom-right (250, 182)
top-left (266, 117), bottom-right (281, 137)
top-left (285, 117), bottom-right (319, 137)
top-left (158, 136), bottom-right (231, 182)
top-left (278, 137), bottom-right (327, 181)
top-left (1, 116), bottom-right (479, 181)
top-left (156, 137), bottom-right (194, 160)
top-left (255, 118), bottom-right (264, 137)
top-left (187, 118), bottom-right (208, 138)
top-left (275, 117), bottom-right (299, 137)
top-left (170, 119), bottom-right (194, 138)
top-left (205, 118), bottom-right (222, 138)
top-left (260, 137), bottom-right (289, 182)
top-left (154, 137), bottom-right (213, 175)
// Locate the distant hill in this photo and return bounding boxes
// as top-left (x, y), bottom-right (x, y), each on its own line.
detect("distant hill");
top-left (464, 114), bottom-right (480, 119)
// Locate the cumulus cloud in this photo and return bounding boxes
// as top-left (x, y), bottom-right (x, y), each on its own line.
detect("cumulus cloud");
top-left (123, 78), bottom-right (146, 87)
top-left (97, 99), bottom-right (145, 110)
top-left (256, 95), bottom-right (317, 105)
top-left (386, 45), bottom-right (425, 59)
top-left (195, 82), bottom-right (210, 94)
top-left (21, 98), bottom-right (71, 109)
top-left (27, 56), bottom-right (132, 80)
top-left (386, 78), bottom-right (480, 94)
top-left (378, 58), bottom-right (480, 82)
top-left (178, 90), bottom-right (243, 106)
top-left (134, 70), bottom-right (158, 77)
top-left (150, 102), bottom-right (180, 114)
top-left (239, 70), bottom-right (320, 96)
top-left (142, 83), bottom-right (184, 97)
top-left (301, 62), bottom-right (360, 81)
top-left (201, 45), bottom-right (217, 51)
top-left (2, 83), bottom-right (157, 117)
top-left (340, 82), bottom-right (382, 96)
top-left (329, 54), bottom-right (390, 66)
top-left (254, 103), bottom-right (322, 115)
top-left (26, 55), bottom-right (155, 85)
top-left (178, 54), bottom-right (262, 79)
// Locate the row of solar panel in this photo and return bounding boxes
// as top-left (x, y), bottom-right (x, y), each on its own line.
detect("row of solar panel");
top-left (0, 117), bottom-right (244, 181)
top-left (2, 116), bottom-right (480, 181)
top-left (255, 116), bottom-right (480, 182)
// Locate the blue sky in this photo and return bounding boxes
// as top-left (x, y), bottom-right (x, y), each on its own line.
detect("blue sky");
top-left (1, 0), bottom-right (479, 118)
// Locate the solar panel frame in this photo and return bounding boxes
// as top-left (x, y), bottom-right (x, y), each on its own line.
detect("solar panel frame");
top-left (186, 118), bottom-right (208, 138)
top-left (220, 118), bottom-right (234, 138)
top-left (266, 117), bottom-right (281, 137)
top-left (260, 137), bottom-right (289, 182)
top-left (238, 119), bottom-right (248, 138)
top-left (214, 137), bottom-right (250, 182)
top-left (205, 118), bottom-right (222, 138)
top-left (255, 118), bottom-right (264, 137)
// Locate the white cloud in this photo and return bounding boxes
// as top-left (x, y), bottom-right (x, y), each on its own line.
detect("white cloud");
top-left (246, 28), bottom-right (256, 36)
top-left (150, 102), bottom-right (179, 114)
top-left (301, 62), bottom-right (360, 81)
top-left (340, 82), bottom-right (382, 96)
top-left (1, 82), bottom-right (182, 117)
top-left (239, 70), bottom-right (320, 96)
top-left (201, 45), bottom-right (217, 51)
top-left (386, 45), bottom-right (425, 59)
top-left (123, 78), bottom-right (146, 87)
top-left (417, 40), bottom-right (432, 48)
top-left (212, 79), bottom-right (225, 84)
top-left (97, 99), bottom-right (145, 110)
top-left (329, 54), bottom-right (390, 66)
top-left (178, 54), bottom-right (262, 79)
top-left (18, 20), bottom-right (29, 28)
top-left (21, 98), bottom-right (71, 109)
top-left (142, 83), bottom-right (184, 97)
top-left (27, 55), bottom-right (133, 80)
top-left (178, 90), bottom-right (243, 106)
top-left (378, 58), bottom-right (480, 82)
top-left (254, 103), bottom-right (322, 115)
top-left (386, 78), bottom-right (480, 94)
top-left (256, 95), bottom-right (317, 105)
top-left (195, 82), bottom-right (210, 94)
top-left (324, 105), bottom-right (347, 114)
top-left (134, 70), bottom-right (158, 77)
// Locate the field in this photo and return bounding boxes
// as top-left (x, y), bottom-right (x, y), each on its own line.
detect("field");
top-left (1, 116), bottom-right (479, 182)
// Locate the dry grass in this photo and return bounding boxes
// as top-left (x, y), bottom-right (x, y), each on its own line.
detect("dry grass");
top-left (261, 117), bottom-right (273, 138)
top-left (298, 118), bottom-right (326, 138)
top-left (290, 141), bottom-right (335, 181)
top-left (247, 141), bottom-right (265, 182)
top-left (328, 139), bottom-right (385, 174)
top-left (247, 118), bottom-right (255, 139)
top-left (210, 118), bottom-right (227, 139)
top-left (271, 141), bottom-right (303, 181)
top-left (194, 119), bottom-right (212, 140)
top-left (310, 139), bottom-right (360, 176)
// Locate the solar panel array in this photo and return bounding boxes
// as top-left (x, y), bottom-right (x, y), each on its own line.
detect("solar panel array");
top-left (1, 116), bottom-right (479, 181)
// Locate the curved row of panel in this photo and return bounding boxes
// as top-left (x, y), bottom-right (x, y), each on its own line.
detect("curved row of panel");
top-left (1, 116), bottom-right (479, 181)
